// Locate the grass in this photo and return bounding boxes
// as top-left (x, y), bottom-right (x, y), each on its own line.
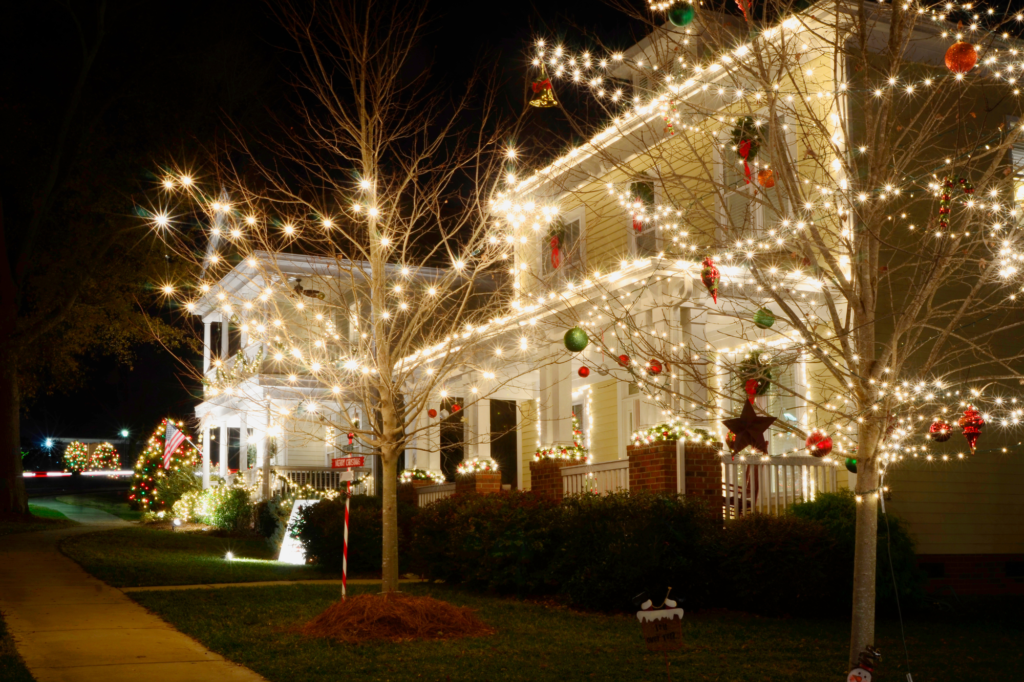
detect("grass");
top-left (54, 491), bottom-right (144, 521)
top-left (128, 583), bottom-right (1024, 682)
top-left (0, 613), bottom-right (33, 682)
top-left (0, 510), bottom-right (77, 537)
top-left (61, 526), bottom-right (335, 587)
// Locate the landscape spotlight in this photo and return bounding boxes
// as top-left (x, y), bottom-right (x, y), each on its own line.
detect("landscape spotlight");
top-left (120, 429), bottom-right (129, 438)
top-left (225, 551), bottom-right (234, 561)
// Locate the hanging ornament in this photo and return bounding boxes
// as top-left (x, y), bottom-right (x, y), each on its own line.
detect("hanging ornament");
top-left (945, 41), bottom-right (977, 75)
top-left (618, 354), bottom-right (630, 366)
top-left (649, 359), bottom-right (663, 375)
top-left (928, 419), bottom-right (952, 443)
top-left (564, 326), bottom-right (590, 353)
top-left (844, 457), bottom-right (858, 474)
top-left (428, 409), bottom-right (437, 419)
top-left (700, 256), bottom-right (720, 303)
top-left (735, 0), bottom-right (749, 21)
top-left (753, 308), bottom-right (775, 329)
top-left (744, 378), bottom-right (759, 404)
top-left (730, 116), bottom-right (764, 184)
top-left (722, 400), bottom-right (777, 456)
top-left (757, 168), bottom-right (775, 189)
top-left (937, 175), bottom-right (974, 229)
top-left (452, 404), bottom-right (461, 413)
top-left (529, 65), bottom-right (558, 108)
top-left (959, 406), bottom-right (984, 454)
top-left (667, 2), bottom-right (695, 26)
top-left (805, 430), bottom-right (833, 458)
top-left (550, 236), bottom-right (561, 268)
top-left (739, 350), bottom-right (773, 401)
top-left (578, 366), bottom-right (590, 378)
top-left (347, 433), bottom-right (354, 446)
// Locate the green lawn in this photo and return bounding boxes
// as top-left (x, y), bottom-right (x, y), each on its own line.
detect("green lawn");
top-left (129, 583), bottom-right (1023, 682)
top-left (0, 613), bottom-right (33, 682)
top-left (54, 491), bottom-right (144, 521)
top-left (61, 526), bottom-right (335, 587)
top-left (0, 510), bottom-right (77, 537)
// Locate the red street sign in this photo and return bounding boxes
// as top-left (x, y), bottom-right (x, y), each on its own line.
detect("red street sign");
top-left (332, 456), bottom-right (364, 469)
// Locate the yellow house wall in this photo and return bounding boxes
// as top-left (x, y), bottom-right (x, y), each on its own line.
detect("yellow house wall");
top-left (887, 455), bottom-right (1024, 555)
top-left (589, 379), bottom-right (619, 463)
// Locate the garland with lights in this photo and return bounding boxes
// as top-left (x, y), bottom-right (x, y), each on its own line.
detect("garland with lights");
top-left (630, 423), bottom-right (718, 448)
top-left (456, 458), bottom-right (499, 475)
top-left (129, 419), bottom-right (199, 512)
top-left (534, 412), bottom-right (591, 463)
top-left (399, 468), bottom-right (446, 485)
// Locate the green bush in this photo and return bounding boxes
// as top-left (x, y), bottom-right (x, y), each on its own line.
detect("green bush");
top-left (721, 513), bottom-right (841, 615)
top-left (155, 468), bottom-right (202, 510)
top-left (791, 489), bottom-right (926, 611)
top-left (410, 491), bottom-right (564, 595)
top-left (293, 495), bottom-right (418, 575)
top-left (171, 484), bottom-right (253, 532)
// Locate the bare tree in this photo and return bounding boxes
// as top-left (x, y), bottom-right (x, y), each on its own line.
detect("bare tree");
top-left (150, 0), bottom-right (536, 594)
top-left (499, 0), bottom-right (1024, 668)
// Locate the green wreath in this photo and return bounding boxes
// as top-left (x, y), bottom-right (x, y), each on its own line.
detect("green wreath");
top-left (738, 349), bottom-right (773, 397)
top-left (730, 116), bottom-right (766, 162)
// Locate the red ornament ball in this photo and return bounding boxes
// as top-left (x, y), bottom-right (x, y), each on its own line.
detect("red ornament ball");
top-left (805, 430), bottom-right (833, 458)
top-left (649, 359), bottom-right (663, 375)
top-left (928, 419), bottom-right (951, 443)
top-left (578, 366), bottom-right (590, 378)
top-left (618, 354), bottom-right (630, 366)
top-left (452, 404), bottom-right (461, 412)
top-left (428, 409), bottom-right (438, 419)
top-left (945, 41), bottom-right (977, 74)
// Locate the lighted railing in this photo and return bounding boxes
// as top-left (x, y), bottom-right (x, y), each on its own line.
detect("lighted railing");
top-left (723, 456), bottom-right (838, 518)
top-left (416, 482), bottom-right (456, 507)
top-left (561, 459), bottom-right (630, 496)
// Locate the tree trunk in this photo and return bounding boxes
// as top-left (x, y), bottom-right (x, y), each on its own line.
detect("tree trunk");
top-left (848, 445), bottom-right (879, 668)
top-left (0, 356), bottom-right (27, 515)
top-left (380, 448), bottom-right (400, 593)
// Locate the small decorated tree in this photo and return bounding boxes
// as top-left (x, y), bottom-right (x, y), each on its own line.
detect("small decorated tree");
top-left (90, 442), bottom-right (120, 470)
top-left (129, 419), bottom-right (198, 512)
top-left (62, 441), bottom-right (90, 472)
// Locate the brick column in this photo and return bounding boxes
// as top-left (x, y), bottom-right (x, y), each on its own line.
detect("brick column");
top-left (398, 479), bottom-right (433, 507)
top-left (681, 442), bottom-right (724, 514)
top-left (455, 471), bottom-right (501, 495)
top-left (627, 439), bottom-right (723, 513)
top-left (528, 459), bottom-right (575, 499)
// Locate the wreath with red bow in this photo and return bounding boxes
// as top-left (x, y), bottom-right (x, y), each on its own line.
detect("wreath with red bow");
top-left (730, 116), bottom-right (766, 184)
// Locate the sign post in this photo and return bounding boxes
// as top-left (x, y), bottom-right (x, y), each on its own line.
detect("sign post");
top-left (342, 474), bottom-right (351, 600)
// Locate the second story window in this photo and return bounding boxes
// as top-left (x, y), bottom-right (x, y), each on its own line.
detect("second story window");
top-left (629, 180), bottom-right (658, 257)
top-left (543, 214), bottom-right (584, 282)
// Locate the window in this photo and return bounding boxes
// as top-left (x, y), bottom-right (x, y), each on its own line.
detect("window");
top-left (719, 113), bottom-right (794, 239)
top-left (629, 181), bottom-right (658, 257)
top-left (542, 215), bottom-right (584, 282)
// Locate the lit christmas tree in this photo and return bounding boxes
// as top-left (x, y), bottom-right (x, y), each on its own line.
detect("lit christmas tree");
top-left (129, 419), bottom-right (198, 512)
top-left (63, 441), bottom-right (90, 472)
top-left (91, 442), bottom-right (120, 470)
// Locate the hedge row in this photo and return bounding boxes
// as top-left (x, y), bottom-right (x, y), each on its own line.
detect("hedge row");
top-left (295, 489), bottom-right (925, 615)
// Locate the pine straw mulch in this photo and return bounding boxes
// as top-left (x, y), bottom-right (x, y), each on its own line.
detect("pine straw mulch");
top-left (300, 592), bottom-right (495, 644)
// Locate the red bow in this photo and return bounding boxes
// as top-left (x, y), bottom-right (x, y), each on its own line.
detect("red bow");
top-left (738, 139), bottom-right (753, 184)
top-left (550, 236), bottom-right (561, 269)
top-left (532, 79), bottom-right (552, 93)
top-left (744, 379), bottom-right (759, 403)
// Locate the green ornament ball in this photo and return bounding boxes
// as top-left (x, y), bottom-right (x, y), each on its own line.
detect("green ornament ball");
top-left (668, 3), bottom-right (695, 27)
top-left (564, 326), bottom-right (590, 353)
top-left (753, 308), bottom-right (776, 329)
top-left (844, 457), bottom-right (858, 474)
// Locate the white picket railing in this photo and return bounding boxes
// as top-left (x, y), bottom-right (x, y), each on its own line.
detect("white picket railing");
top-left (561, 459), bottom-right (630, 496)
top-left (240, 466), bottom-right (373, 498)
top-left (722, 456), bottom-right (838, 518)
top-left (416, 482), bottom-right (456, 507)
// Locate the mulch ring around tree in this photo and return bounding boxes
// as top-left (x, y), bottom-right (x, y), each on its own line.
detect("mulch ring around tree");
top-left (300, 592), bottom-right (495, 644)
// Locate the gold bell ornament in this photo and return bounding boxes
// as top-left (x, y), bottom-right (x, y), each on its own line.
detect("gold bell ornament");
top-left (529, 66), bottom-right (558, 108)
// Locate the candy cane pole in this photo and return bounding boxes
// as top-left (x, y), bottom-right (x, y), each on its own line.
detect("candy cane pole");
top-left (342, 477), bottom-right (351, 599)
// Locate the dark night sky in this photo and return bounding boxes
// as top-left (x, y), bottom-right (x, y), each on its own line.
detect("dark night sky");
top-left (3, 0), bottom-right (644, 453)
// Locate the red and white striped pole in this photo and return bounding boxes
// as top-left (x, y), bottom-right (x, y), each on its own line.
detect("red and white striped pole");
top-left (342, 476), bottom-right (351, 599)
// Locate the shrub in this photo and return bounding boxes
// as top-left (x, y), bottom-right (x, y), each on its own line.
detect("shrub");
top-left (791, 489), bottom-right (926, 611)
top-left (720, 513), bottom-right (841, 615)
top-left (171, 484), bottom-right (253, 532)
top-left (155, 467), bottom-right (202, 510)
top-left (294, 495), bottom-right (418, 574)
top-left (410, 491), bottom-right (564, 595)
top-left (555, 492), bottom-right (722, 610)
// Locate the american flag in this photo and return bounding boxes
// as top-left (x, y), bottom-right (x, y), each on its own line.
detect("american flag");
top-left (164, 422), bottom-right (186, 469)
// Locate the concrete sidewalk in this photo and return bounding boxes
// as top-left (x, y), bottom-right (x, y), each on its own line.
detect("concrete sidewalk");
top-left (29, 496), bottom-right (130, 525)
top-left (0, 523), bottom-right (266, 682)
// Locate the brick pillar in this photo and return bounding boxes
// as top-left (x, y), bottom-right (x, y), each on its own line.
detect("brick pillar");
top-left (682, 442), bottom-right (724, 514)
top-left (398, 479), bottom-right (433, 507)
top-left (455, 471), bottom-right (501, 495)
top-left (528, 459), bottom-right (575, 499)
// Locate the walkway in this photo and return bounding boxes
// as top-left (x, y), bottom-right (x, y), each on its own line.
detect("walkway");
top-left (0, 502), bottom-right (265, 682)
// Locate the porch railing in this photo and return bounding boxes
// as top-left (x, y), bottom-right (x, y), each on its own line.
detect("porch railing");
top-left (723, 456), bottom-right (838, 518)
top-left (240, 466), bottom-right (373, 498)
top-left (561, 459), bottom-right (630, 496)
top-left (416, 482), bottom-right (456, 507)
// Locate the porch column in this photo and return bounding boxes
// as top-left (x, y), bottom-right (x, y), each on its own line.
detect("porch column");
top-left (219, 421), bottom-right (229, 478)
top-left (541, 344), bottom-right (572, 444)
top-left (221, 315), bottom-right (230, 358)
top-left (203, 322), bottom-right (212, 373)
top-left (466, 397), bottom-right (491, 461)
top-left (681, 307), bottom-right (709, 427)
top-left (239, 412), bottom-right (248, 473)
top-left (795, 351), bottom-right (810, 429)
top-left (202, 425), bottom-right (211, 489)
